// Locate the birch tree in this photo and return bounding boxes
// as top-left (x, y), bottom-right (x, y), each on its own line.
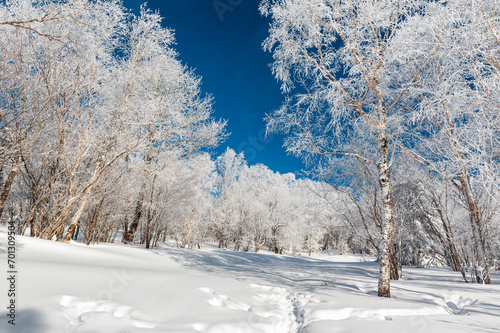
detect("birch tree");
top-left (260, 0), bottom-right (432, 297)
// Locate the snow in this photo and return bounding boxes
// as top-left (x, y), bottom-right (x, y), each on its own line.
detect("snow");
top-left (1, 229), bottom-right (499, 333)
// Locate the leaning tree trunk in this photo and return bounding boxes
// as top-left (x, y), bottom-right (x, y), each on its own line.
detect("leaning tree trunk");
top-left (431, 194), bottom-right (468, 282)
top-left (62, 188), bottom-right (93, 243)
top-left (443, 218), bottom-right (468, 282)
top-left (0, 156), bottom-right (22, 219)
top-left (459, 172), bottom-right (491, 284)
top-left (469, 200), bottom-right (491, 284)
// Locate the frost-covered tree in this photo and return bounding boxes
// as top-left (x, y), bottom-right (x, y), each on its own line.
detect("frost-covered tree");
top-left (120, 9), bottom-right (226, 244)
top-left (0, 0), bottom-right (226, 244)
top-left (161, 154), bottom-right (216, 250)
top-left (390, 0), bottom-right (500, 283)
top-left (260, 0), bottom-right (435, 297)
top-left (392, 159), bottom-right (468, 280)
top-left (295, 179), bottom-right (342, 256)
top-left (0, 0), bottom-right (126, 225)
top-left (212, 148), bottom-right (248, 249)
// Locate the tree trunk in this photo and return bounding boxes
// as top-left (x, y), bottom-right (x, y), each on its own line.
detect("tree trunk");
top-left (390, 249), bottom-right (400, 280)
top-left (145, 209), bottom-right (153, 249)
top-left (44, 202), bottom-right (73, 240)
top-left (62, 188), bottom-right (93, 243)
top-left (123, 190), bottom-right (144, 244)
top-left (123, 145), bottom-right (152, 244)
top-left (73, 224), bottom-right (80, 240)
top-left (375, 84), bottom-right (394, 298)
top-left (55, 224), bottom-right (65, 241)
top-left (377, 144), bottom-right (393, 297)
top-left (459, 173), bottom-right (491, 284)
top-left (429, 189), bottom-right (467, 281)
top-left (0, 157), bottom-right (22, 219)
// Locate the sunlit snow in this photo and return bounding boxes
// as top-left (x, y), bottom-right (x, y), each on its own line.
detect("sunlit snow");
top-left (1, 229), bottom-right (499, 333)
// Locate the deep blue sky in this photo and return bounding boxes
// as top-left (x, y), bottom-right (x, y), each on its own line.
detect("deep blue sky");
top-left (123, 0), bottom-right (305, 175)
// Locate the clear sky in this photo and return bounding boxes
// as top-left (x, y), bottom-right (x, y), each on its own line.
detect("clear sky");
top-left (123, 0), bottom-right (305, 175)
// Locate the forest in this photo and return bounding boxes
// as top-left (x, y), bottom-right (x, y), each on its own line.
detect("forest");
top-left (1, 0), bottom-right (499, 300)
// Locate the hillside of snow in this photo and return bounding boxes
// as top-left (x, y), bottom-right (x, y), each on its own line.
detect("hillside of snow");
top-left (1, 230), bottom-right (499, 333)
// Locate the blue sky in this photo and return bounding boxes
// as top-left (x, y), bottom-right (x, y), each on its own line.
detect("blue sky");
top-left (123, 0), bottom-right (305, 175)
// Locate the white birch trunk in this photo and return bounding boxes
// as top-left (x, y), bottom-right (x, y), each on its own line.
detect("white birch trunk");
top-left (374, 82), bottom-right (394, 298)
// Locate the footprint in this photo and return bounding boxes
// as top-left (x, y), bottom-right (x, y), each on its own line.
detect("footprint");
top-left (436, 293), bottom-right (477, 315)
top-left (199, 287), bottom-right (215, 294)
top-left (198, 287), bottom-right (251, 311)
top-left (58, 295), bottom-right (156, 328)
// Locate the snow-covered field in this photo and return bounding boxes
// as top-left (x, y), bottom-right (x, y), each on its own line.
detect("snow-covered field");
top-left (1, 230), bottom-right (499, 333)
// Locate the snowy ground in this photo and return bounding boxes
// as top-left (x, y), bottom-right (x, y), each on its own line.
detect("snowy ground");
top-left (1, 230), bottom-right (499, 333)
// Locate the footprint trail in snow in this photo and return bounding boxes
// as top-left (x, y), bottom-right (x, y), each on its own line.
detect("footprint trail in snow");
top-left (196, 284), bottom-right (308, 333)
